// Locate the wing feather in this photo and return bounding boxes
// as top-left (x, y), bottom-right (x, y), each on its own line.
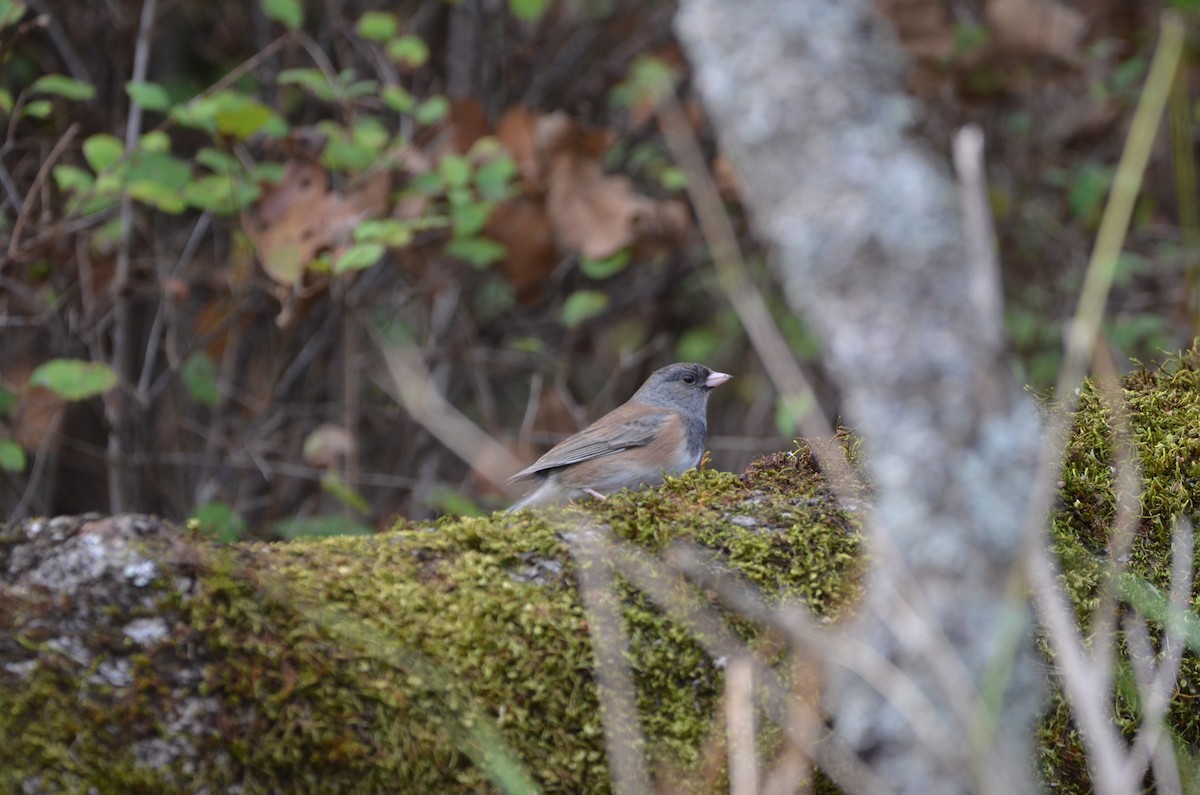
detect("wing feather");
top-left (507, 404), bottom-right (669, 481)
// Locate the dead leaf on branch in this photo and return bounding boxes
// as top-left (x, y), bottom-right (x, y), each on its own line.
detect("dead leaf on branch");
top-left (986, 0), bottom-right (1087, 62)
top-left (242, 160), bottom-right (389, 287)
top-left (534, 111), bottom-right (688, 261)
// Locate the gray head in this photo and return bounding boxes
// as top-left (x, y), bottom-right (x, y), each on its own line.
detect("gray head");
top-left (629, 362), bottom-right (732, 416)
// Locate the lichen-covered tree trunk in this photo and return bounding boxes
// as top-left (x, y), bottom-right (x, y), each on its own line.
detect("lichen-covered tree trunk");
top-left (675, 1), bottom-right (1044, 792)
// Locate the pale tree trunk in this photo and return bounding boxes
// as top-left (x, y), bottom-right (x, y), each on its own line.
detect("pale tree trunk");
top-left (675, 1), bottom-right (1044, 792)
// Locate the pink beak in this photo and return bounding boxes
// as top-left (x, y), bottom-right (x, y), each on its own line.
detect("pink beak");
top-left (705, 371), bottom-right (732, 388)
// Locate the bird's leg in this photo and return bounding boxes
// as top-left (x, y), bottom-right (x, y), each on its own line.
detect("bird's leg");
top-left (583, 488), bottom-right (607, 501)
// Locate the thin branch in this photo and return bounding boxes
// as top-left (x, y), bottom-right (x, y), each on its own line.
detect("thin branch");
top-left (3, 122), bottom-right (79, 265)
top-left (567, 526), bottom-right (651, 795)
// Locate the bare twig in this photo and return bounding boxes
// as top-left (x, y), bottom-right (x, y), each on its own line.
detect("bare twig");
top-left (567, 526), bottom-right (651, 795)
top-left (952, 125), bottom-right (1003, 354)
top-left (105, 0), bottom-right (160, 512)
top-left (726, 655), bottom-right (758, 795)
top-left (3, 122), bottom-right (79, 265)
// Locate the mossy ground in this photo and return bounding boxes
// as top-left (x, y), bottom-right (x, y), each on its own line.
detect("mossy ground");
top-left (7, 348), bottom-right (1200, 793)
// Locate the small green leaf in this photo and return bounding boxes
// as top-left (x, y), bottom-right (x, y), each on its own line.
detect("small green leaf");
top-left (261, 0), bottom-right (302, 29)
top-left (414, 95), bottom-right (449, 125)
top-left (181, 353), bottom-right (220, 407)
top-left (0, 1), bottom-right (27, 29)
top-left (439, 154), bottom-right (471, 188)
top-left (53, 164), bottom-right (94, 194)
top-left (451, 200), bottom-right (493, 238)
top-left (30, 74), bottom-right (95, 101)
top-left (579, 250), bottom-right (630, 280)
top-left (381, 85), bottom-right (414, 112)
top-left (508, 0), bottom-right (550, 22)
top-left (125, 80), bottom-right (170, 111)
top-left (561, 290), bottom-right (609, 328)
top-left (22, 99), bottom-right (52, 119)
top-left (474, 156), bottom-right (517, 200)
top-left (334, 242), bottom-right (386, 273)
top-left (29, 359), bottom-right (118, 401)
top-left (321, 471), bottom-right (370, 514)
top-left (0, 88), bottom-right (12, 115)
top-left (444, 237), bottom-right (506, 269)
top-left (139, 130), bottom-right (171, 152)
top-left (355, 218), bottom-right (413, 247)
top-left (610, 55), bottom-right (677, 110)
top-left (83, 134), bottom-right (124, 173)
top-left (658, 166), bottom-right (687, 190)
top-left (356, 10), bottom-right (398, 41)
top-left (189, 501), bottom-right (246, 543)
top-left (278, 68), bottom-right (336, 101)
top-left (184, 174), bottom-right (259, 214)
top-left (386, 34), bottom-right (429, 68)
top-left (0, 385), bottom-right (16, 415)
top-left (0, 438), bottom-right (25, 473)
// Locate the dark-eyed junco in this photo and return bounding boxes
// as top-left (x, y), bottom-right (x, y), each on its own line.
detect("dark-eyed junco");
top-left (505, 362), bottom-right (732, 511)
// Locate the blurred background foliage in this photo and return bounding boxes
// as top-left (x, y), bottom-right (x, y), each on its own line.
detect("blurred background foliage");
top-left (0, 0), bottom-right (1197, 536)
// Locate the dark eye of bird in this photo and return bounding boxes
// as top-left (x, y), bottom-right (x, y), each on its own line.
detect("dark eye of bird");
top-left (682, 373), bottom-right (696, 384)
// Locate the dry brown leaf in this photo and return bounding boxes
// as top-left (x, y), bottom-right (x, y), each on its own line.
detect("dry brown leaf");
top-left (986, 0), bottom-right (1086, 61)
top-left (243, 161), bottom-right (388, 286)
top-left (486, 198), bottom-right (557, 304)
top-left (496, 107), bottom-right (541, 195)
top-left (534, 112), bottom-right (687, 260)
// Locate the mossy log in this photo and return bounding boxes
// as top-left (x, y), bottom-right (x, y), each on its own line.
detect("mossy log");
top-left (1, 453), bottom-right (863, 794)
top-left (5, 350), bottom-right (1200, 793)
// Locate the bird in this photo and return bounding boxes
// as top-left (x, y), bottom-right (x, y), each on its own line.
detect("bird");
top-left (505, 362), bottom-right (732, 511)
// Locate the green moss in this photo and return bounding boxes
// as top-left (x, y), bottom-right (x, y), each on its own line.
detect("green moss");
top-left (0, 460), bottom-right (862, 794)
top-left (12, 347), bottom-right (1200, 793)
top-left (1039, 347), bottom-right (1200, 793)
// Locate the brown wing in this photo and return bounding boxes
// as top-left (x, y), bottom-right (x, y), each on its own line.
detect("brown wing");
top-left (507, 403), bottom-right (670, 482)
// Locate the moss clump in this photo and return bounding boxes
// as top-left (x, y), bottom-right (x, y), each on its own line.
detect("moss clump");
top-left (1039, 347), bottom-right (1200, 793)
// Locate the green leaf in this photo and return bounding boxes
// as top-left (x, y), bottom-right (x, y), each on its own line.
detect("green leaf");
top-left (579, 250), bottom-right (630, 280)
top-left (0, 438), bottom-right (25, 473)
top-left (125, 80), bottom-right (170, 111)
top-left (439, 154), bottom-right (471, 188)
top-left (53, 164), bottom-right (94, 194)
top-left (444, 237), bottom-right (506, 268)
top-left (0, 88), bottom-right (12, 115)
top-left (508, 0), bottom-right (550, 22)
top-left (196, 147), bottom-right (242, 174)
top-left (83, 134), bottom-right (124, 173)
top-left (386, 34), bottom-right (429, 68)
top-left (381, 85), bottom-right (414, 112)
top-left (181, 353), bottom-right (220, 407)
top-left (321, 471), bottom-right (370, 514)
top-left (451, 200), bottom-right (493, 238)
top-left (414, 96), bottom-right (449, 125)
top-left (334, 242), bottom-right (386, 273)
top-left (658, 166), bottom-right (687, 190)
top-left (0, 385), bottom-right (16, 415)
top-left (561, 290), bottom-right (609, 328)
top-left (184, 173), bottom-right (259, 214)
top-left (189, 501), bottom-right (246, 543)
top-left (21, 99), bottom-right (52, 119)
top-left (139, 130), bottom-right (171, 152)
top-left (354, 218), bottom-right (413, 247)
top-left (261, 0), bottom-right (302, 29)
top-left (215, 100), bottom-right (273, 139)
top-left (356, 10), bottom-right (397, 41)
top-left (29, 359), bottom-right (118, 401)
top-left (30, 74), bottom-right (95, 101)
top-left (0, 1), bottom-right (27, 29)
top-left (474, 156), bottom-right (517, 200)
top-left (610, 55), bottom-right (677, 110)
